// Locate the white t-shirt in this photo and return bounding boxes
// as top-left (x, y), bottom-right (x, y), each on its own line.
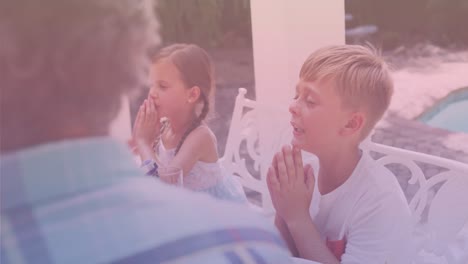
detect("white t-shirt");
top-left (309, 151), bottom-right (413, 264)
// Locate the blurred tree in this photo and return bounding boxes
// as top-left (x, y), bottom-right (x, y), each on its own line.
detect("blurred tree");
top-left (156, 0), bottom-right (222, 47)
top-left (425, 0), bottom-right (468, 46)
top-left (345, 0), bottom-right (468, 49)
top-left (155, 0), bottom-right (251, 48)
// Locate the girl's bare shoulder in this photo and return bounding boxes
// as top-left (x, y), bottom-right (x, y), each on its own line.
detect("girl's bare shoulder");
top-left (185, 125), bottom-right (218, 161)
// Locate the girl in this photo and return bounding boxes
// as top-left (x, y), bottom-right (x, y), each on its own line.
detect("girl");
top-left (132, 44), bottom-right (247, 203)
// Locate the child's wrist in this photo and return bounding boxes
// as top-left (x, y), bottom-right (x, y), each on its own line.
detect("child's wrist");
top-left (134, 137), bottom-right (154, 148)
top-left (284, 212), bottom-right (312, 228)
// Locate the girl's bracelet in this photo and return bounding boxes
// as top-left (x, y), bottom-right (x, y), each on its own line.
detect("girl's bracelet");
top-left (141, 159), bottom-right (158, 177)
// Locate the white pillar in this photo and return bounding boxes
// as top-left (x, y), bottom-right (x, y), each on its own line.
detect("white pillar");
top-left (250, 0), bottom-right (345, 210)
top-left (250, 0), bottom-right (345, 104)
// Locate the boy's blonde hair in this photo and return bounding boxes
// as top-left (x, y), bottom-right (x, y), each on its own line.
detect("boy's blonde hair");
top-left (299, 45), bottom-right (393, 139)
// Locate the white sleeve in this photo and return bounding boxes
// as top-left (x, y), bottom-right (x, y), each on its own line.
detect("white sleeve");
top-left (341, 191), bottom-right (413, 264)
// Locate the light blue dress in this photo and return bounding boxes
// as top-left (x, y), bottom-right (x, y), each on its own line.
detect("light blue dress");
top-left (157, 141), bottom-right (248, 203)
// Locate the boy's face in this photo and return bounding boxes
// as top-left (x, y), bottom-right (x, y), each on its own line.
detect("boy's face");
top-left (289, 79), bottom-right (351, 156)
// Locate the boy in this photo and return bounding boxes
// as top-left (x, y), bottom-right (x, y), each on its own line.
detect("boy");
top-left (267, 45), bottom-right (412, 263)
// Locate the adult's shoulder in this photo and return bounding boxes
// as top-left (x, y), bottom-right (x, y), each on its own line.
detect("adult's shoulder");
top-left (106, 178), bottom-right (291, 262)
top-left (45, 176), bottom-right (291, 263)
top-left (109, 176), bottom-right (284, 235)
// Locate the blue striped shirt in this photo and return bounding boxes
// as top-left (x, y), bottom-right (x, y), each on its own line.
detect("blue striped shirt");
top-left (0, 137), bottom-right (291, 263)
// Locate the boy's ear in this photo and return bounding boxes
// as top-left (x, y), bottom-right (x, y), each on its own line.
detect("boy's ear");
top-left (341, 112), bottom-right (365, 136)
top-left (187, 86), bottom-right (201, 103)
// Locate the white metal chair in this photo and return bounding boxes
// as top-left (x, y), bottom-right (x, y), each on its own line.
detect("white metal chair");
top-left (221, 88), bottom-right (296, 213)
top-left (222, 88), bottom-right (468, 263)
top-left (360, 139), bottom-right (468, 263)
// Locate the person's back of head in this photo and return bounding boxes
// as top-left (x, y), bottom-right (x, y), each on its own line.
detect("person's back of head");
top-left (300, 45), bottom-right (393, 141)
top-left (0, 0), bottom-right (159, 153)
top-left (0, 2), bottom-right (293, 263)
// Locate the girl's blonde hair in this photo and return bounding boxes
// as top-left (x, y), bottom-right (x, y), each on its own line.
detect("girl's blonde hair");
top-left (153, 44), bottom-right (215, 154)
top-left (300, 45), bottom-right (394, 139)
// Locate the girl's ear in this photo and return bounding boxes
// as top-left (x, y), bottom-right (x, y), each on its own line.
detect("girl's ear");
top-left (187, 86), bottom-right (201, 104)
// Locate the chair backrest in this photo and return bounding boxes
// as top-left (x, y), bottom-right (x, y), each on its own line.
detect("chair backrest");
top-left (221, 88), bottom-right (295, 211)
top-left (222, 88), bottom-right (468, 262)
top-left (360, 139), bottom-right (468, 223)
top-left (360, 140), bottom-right (468, 263)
